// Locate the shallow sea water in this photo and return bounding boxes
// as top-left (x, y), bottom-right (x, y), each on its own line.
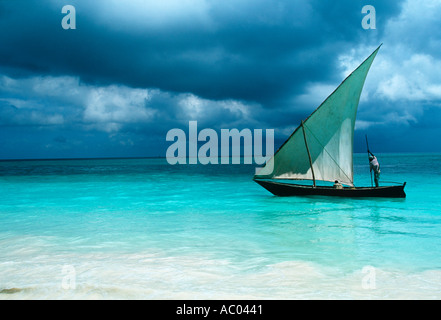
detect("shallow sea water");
top-left (0, 154), bottom-right (440, 299)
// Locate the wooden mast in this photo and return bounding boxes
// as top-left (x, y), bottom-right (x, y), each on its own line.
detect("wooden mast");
top-left (301, 121), bottom-right (316, 188)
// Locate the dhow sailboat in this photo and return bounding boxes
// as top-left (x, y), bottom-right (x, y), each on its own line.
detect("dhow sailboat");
top-left (254, 45), bottom-right (406, 198)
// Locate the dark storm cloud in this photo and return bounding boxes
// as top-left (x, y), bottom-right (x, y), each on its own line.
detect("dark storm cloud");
top-left (1, 0), bottom-right (440, 159)
top-left (0, 0), bottom-right (402, 105)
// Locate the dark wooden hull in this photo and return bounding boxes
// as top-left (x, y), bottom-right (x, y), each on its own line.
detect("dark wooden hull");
top-left (254, 179), bottom-right (406, 198)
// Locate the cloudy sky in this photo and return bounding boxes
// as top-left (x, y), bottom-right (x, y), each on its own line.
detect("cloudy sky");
top-left (0, 0), bottom-right (440, 159)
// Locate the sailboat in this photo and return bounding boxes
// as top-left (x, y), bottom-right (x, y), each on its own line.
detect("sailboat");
top-left (254, 45), bottom-right (406, 198)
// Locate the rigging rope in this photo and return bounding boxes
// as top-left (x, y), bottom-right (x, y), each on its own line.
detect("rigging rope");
top-left (303, 123), bottom-right (354, 185)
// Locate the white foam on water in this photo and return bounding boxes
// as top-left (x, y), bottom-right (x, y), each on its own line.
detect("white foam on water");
top-left (1, 235), bottom-right (440, 300)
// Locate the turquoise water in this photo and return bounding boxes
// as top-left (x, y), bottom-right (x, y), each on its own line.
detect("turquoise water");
top-left (1, 154), bottom-right (441, 299)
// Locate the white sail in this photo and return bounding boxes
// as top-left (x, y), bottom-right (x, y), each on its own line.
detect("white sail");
top-left (255, 45), bottom-right (381, 186)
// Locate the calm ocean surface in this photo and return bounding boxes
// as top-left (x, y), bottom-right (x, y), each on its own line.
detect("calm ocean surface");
top-left (1, 153), bottom-right (440, 299)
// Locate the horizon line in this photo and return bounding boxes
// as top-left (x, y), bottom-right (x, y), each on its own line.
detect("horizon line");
top-left (1, 151), bottom-right (441, 162)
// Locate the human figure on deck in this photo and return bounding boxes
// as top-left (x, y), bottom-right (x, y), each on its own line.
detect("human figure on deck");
top-left (368, 151), bottom-right (380, 187)
top-left (333, 180), bottom-right (343, 189)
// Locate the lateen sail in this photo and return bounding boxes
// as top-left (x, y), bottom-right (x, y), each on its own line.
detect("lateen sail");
top-left (254, 45), bottom-right (381, 186)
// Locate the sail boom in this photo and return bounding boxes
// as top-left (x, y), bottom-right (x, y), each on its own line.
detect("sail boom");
top-left (266, 177), bottom-right (354, 187)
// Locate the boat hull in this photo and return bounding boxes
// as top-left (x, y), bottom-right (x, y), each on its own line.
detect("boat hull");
top-left (254, 179), bottom-right (406, 198)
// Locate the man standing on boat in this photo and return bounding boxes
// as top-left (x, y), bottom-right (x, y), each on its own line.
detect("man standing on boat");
top-left (368, 151), bottom-right (380, 187)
